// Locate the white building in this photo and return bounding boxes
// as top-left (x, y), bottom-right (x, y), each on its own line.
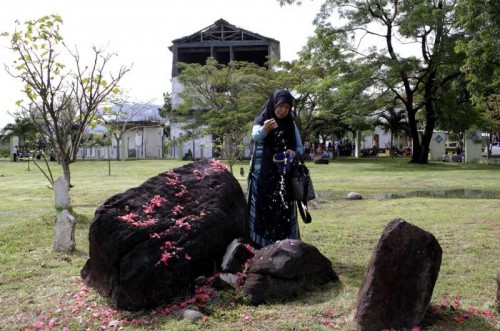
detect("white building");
top-left (78, 103), bottom-right (164, 160)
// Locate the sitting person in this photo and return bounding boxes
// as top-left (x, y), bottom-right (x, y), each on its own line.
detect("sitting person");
top-left (451, 151), bottom-right (462, 162)
top-left (183, 149), bottom-right (193, 160)
top-left (442, 151), bottom-right (450, 162)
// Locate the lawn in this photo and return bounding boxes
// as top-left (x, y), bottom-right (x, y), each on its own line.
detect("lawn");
top-left (0, 157), bottom-right (498, 330)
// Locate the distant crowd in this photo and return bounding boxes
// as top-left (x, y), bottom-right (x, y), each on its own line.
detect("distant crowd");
top-left (12, 146), bottom-right (56, 162)
top-left (442, 144), bottom-right (464, 162)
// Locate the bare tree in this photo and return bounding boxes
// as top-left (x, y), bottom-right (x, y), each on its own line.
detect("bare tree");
top-left (3, 15), bottom-right (130, 189)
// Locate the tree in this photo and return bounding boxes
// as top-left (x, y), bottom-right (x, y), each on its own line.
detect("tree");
top-left (3, 15), bottom-right (130, 188)
top-left (455, 0), bottom-right (500, 105)
top-left (280, 0), bottom-right (465, 163)
top-left (435, 75), bottom-right (481, 145)
top-left (1, 117), bottom-right (39, 151)
top-left (455, 0), bottom-right (500, 154)
top-left (175, 57), bottom-right (274, 173)
top-left (375, 99), bottom-right (409, 154)
top-left (159, 91), bottom-right (172, 119)
top-left (274, 30), bottom-right (377, 146)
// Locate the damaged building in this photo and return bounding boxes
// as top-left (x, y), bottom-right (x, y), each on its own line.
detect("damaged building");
top-left (168, 18), bottom-right (280, 159)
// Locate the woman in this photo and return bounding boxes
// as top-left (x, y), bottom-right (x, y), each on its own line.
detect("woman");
top-left (247, 88), bottom-right (303, 249)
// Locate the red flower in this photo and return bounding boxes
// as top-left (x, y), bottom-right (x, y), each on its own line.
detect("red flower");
top-left (193, 169), bottom-right (204, 179)
top-left (245, 244), bottom-right (256, 254)
top-left (194, 293), bottom-right (209, 304)
top-left (118, 212), bottom-right (139, 223)
top-left (483, 310), bottom-right (493, 318)
top-left (210, 159), bottom-right (228, 172)
top-left (160, 252), bottom-right (172, 265)
top-left (453, 313), bottom-right (468, 323)
top-left (166, 170), bottom-right (182, 186)
top-left (151, 195), bottom-right (167, 207)
top-left (175, 185), bottom-right (189, 198)
top-left (33, 321), bottom-right (44, 330)
top-left (172, 204), bottom-right (184, 215)
top-left (142, 204), bottom-right (154, 214)
top-left (176, 218), bottom-right (191, 231)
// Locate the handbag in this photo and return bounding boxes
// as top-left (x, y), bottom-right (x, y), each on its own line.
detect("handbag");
top-left (291, 160), bottom-right (316, 202)
top-left (291, 158), bottom-right (315, 224)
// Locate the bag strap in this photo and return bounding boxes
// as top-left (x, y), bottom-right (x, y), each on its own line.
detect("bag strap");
top-left (297, 156), bottom-right (310, 203)
top-left (297, 201), bottom-right (312, 224)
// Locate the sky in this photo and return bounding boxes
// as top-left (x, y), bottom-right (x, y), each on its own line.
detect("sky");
top-left (0, 0), bottom-right (324, 129)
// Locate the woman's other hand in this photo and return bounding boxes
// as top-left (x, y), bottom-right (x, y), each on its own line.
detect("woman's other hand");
top-left (285, 149), bottom-right (296, 160)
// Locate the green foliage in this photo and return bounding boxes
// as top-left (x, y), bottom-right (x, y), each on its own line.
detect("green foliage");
top-left (281, 0), bottom-right (468, 163)
top-left (435, 75), bottom-right (481, 136)
top-left (159, 91), bottom-right (172, 118)
top-left (175, 58), bottom-right (275, 170)
top-left (0, 147), bottom-right (10, 157)
top-left (1, 118), bottom-right (39, 146)
top-left (272, 29), bottom-right (377, 143)
top-left (455, 0), bottom-right (500, 104)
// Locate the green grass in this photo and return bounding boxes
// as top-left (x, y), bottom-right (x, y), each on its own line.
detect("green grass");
top-left (0, 157), bottom-right (498, 330)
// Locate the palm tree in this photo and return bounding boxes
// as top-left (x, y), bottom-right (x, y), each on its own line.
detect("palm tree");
top-left (376, 103), bottom-right (409, 156)
top-left (1, 118), bottom-right (38, 151)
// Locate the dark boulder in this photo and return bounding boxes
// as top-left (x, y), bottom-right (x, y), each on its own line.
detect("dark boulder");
top-left (243, 239), bottom-right (338, 305)
top-left (221, 238), bottom-right (255, 273)
top-left (81, 159), bottom-right (247, 310)
top-left (355, 218), bottom-right (442, 331)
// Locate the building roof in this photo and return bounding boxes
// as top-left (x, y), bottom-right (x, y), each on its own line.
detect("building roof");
top-left (105, 103), bottom-right (162, 122)
top-left (87, 103), bottom-right (162, 133)
top-left (170, 18), bottom-right (279, 46)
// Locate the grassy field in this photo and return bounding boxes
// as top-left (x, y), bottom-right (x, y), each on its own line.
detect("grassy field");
top-left (0, 157), bottom-right (498, 330)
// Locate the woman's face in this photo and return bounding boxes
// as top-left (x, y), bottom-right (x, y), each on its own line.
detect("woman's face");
top-left (274, 103), bottom-right (291, 119)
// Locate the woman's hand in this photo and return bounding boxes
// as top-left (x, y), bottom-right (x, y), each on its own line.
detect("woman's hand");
top-left (263, 119), bottom-right (278, 132)
top-left (285, 149), bottom-right (296, 160)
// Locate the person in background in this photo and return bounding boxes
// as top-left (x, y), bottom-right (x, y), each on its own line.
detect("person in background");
top-left (452, 150), bottom-right (462, 162)
top-left (247, 88), bottom-right (303, 249)
top-left (442, 151), bottom-right (450, 162)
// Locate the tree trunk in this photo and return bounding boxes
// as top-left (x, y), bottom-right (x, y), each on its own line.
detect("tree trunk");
top-left (61, 158), bottom-right (72, 188)
top-left (390, 133), bottom-right (394, 158)
top-left (406, 107), bottom-right (422, 163)
top-left (116, 140), bottom-right (121, 160)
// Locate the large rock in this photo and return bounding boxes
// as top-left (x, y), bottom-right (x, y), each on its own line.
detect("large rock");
top-left (243, 239), bottom-right (338, 305)
top-left (221, 238), bottom-right (254, 273)
top-left (81, 159), bottom-right (247, 310)
top-left (355, 218), bottom-right (442, 331)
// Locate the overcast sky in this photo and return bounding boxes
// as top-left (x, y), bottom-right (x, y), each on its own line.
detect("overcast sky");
top-left (0, 0), bottom-right (324, 129)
